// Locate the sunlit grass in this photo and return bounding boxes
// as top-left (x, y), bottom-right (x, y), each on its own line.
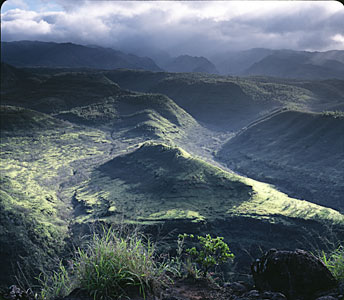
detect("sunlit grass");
top-left (38, 226), bottom-right (171, 300)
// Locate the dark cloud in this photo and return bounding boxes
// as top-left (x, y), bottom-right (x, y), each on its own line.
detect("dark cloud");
top-left (1, 1), bottom-right (343, 57)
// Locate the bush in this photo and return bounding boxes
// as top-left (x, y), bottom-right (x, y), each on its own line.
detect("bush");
top-left (177, 234), bottom-right (235, 277)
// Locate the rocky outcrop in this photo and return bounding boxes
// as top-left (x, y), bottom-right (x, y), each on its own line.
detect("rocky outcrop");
top-left (251, 249), bottom-right (338, 300)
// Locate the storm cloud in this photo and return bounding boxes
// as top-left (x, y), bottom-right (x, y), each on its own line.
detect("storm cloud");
top-left (1, 0), bottom-right (344, 57)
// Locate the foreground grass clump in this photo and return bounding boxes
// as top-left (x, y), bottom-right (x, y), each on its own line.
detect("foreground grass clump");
top-left (39, 226), bottom-right (170, 300)
top-left (320, 245), bottom-right (344, 283)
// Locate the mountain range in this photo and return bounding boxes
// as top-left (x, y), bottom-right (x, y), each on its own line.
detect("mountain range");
top-left (1, 40), bottom-right (162, 71)
top-left (2, 41), bottom-right (344, 79)
top-left (213, 48), bottom-right (344, 79)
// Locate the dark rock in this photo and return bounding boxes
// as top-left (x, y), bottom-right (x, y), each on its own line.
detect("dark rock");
top-left (228, 282), bottom-right (248, 294)
top-left (262, 291), bottom-right (287, 300)
top-left (60, 288), bottom-right (92, 300)
top-left (315, 297), bottom-right (338, 300)
top-left (243, 289), bottom-right (260, 298)
top-left (0, 286), bottom-right (33, 300)
top-left (251, 249), bottom-right (338, 300)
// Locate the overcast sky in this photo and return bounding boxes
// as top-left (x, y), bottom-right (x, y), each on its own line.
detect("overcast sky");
top-left (1, 0), bottom-right (344, 57)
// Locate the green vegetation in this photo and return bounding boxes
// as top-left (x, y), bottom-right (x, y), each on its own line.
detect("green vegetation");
top-left (322, 110), bottom-right (344, 119)
top-left (38, 227), bottom-right (170, 300)
top-left (38, 262), bottom-right (72, 300)
top-left (0, 106), bottom-right (113, 286)
top-left (320, 245), bottom-right (344, 282)
top-left (178, 234), bottom-right (234, 277)
top-left (75, 227), bottom-right (169, 299)
top-left (73, 142), bottom-right (343, 226)
top-left (217, 110), bottom-right (344, 213)
top-left (1, 66), bottom-right (343, 290)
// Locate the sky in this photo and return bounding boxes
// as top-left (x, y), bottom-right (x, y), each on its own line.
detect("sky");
top-left (1, 0), bottom-right (344, 58)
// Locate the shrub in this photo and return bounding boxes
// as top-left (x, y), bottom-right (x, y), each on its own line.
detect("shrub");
top-left (177, 234), bottom-right (235, 277)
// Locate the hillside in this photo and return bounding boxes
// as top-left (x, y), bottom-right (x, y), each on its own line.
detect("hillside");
top-left (0, 106), bottom-right (114, 286)
top-left (1, 69), bottom-right (128, 113)
top-left (164, 55), bottom-right (219, 74)
top-left (56, 92), bottom-right (199, 143)
top-left (75, 142), bottom-right (344, 225)
top-left (1, 41), bottom-right (161, 71)
top-left (211, 48), bottom-right (344, 79)
top-left (1, 65), bottom-right (344, 289)
top-left (243, 51), bottom-right (344, 79)
top-left (105, 69), bottom-right (344, 130)
top-left (211, 48), bottom-right (275, 75)
top-left (0, 105), bottom-right (68, 135)
top-left (216, 110), bottom-right (344, 212)
top-left (72, 142), bottom-right (344, 275)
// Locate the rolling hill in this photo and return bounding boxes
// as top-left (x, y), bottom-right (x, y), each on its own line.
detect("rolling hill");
top-left (216, 110), bottom-right (344, 212)
top-left (72, 142), bottom-right (344, 275)
top-left (1, 64), bottom-right (343, 288)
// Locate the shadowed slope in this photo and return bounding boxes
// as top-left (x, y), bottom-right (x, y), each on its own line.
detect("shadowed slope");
top-left (1, 41), bottom-right (161, 71)
top-left (216, 110), bottom-right (344, 212)
top-left (74, 142), bottom-right (343, 225)
top-left (72, 142), bottom-right (343, 275)
top-left (1, 68), bottom-right (127, 113)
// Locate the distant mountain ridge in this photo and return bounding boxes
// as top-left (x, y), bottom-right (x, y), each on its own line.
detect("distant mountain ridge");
top-left (1, 40), bottom-right (162, 71)
top-left (212, 48), bottom-right (344, 79)
top-left (164, 55), bottom-right (219, 74)
top-left (244, 50), bottom-right (344, 79)
top-left (2, 41), bottom-right (344, 79)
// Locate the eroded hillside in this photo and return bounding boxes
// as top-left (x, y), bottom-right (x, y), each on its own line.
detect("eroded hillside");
top-left (1, 64), bottom-right (343, 287)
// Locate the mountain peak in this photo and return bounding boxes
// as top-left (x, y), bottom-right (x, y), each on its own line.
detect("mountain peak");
top-left (164, 54), bottom-right (218, 74)
top-left (1, 40), bottom-right (162, 71)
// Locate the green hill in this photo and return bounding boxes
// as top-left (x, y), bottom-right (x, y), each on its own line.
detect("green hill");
top-left (56, 92), bottom-right (199, 143)
top-left (0, 106), bottom-right (113, 286)
top-left (74, 142), bottom-right (343, 224)
top-left (1, 65), bottom-right (343, 288)
top-left (0, 105), bottom-right (70, 136)
top-left (71, 142), bottom-right (344, 274)
top-left (1, 69), bottom-right (126, 113)
top-left (105, 69), bottom-right (342, 130)
top-left (216, 110), bottom-right (344, 212)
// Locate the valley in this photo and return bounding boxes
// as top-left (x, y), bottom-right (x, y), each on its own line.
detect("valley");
top-left (0, 62), bottom-right (343, 288)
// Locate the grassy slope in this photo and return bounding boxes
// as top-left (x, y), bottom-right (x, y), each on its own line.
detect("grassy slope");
top-left (1, 69), bottom-right (126, 113)
top-left (56, 92), bottom-right (198, 143)
top-left (216, 110), bottom-right (344, 212)
top-left (72, 142), bottom-right (344, 274)
top-left (1, 66), bottom-right (344, 286)
top-left (105, 69), bottom-right (342, 131)
top-left (0, 106), bottom-right (113, 285)
top-left (0, 70), bottom-right (200, 286)
top-left (74, 142), bottom-right (343, 225)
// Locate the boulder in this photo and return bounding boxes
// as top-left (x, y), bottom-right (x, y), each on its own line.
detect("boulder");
top-left (251, 249), bottom-right (337, 300)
